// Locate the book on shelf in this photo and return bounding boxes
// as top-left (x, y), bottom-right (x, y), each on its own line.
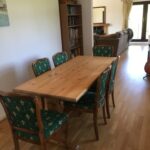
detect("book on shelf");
top-left (68, 16), bottom-right (79, 26)
top-left (69, 28), bottom-right (79, 49)
top-left (67, 5), bottom-right (79, 15)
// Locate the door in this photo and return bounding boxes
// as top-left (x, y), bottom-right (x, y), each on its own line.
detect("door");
top-left (128, 1), bottom-right (150, 41)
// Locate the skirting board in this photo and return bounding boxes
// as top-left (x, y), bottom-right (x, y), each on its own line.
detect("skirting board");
top-left (0, 104), bottom-right (6, 121)
top-left (0, 114), bottom-right (6, 121)
top-left (130, 42), bottom-right (148, 45)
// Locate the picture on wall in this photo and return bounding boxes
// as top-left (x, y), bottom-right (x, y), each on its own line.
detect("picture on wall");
top-left (0, 0), bottom-right (9, 27)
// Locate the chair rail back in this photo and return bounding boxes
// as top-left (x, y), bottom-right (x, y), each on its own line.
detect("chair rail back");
top-left (0, 92), bottom-right (39, 132)
top-left (32, 58), bottom-right (51, 77)
top-left (109, 57), bottom-right (119, 92)
top-left (52, 52), bottom-right (69, 67)
top-left (95, 67), bottom-right (111, 106)
top-left (93, 45), bottom-right (115, 57)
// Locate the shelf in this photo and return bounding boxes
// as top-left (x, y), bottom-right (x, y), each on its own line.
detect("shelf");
top-left (93, 23), bottom-right (110, 27)
top-left (59, 0), bottom-right (83, 56)
top-left (68, 24), bottom-right (81, 28)
top-left (70, 46), bottom-right (81, 50)
top-left (93, 23), bottom-right (110, 35)
top-left (67, 3), bottom-right (81, 6)
top-left (68, 14), bottom-right (81, 16)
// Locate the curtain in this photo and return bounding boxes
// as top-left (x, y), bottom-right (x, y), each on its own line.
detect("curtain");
top-left (122, 0), bottom-right (133, 29)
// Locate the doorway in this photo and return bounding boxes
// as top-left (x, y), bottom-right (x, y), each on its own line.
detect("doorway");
top-left (128, 1), bottom-right (150, 41)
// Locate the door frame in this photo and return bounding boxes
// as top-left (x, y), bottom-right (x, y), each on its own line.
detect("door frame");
top-left (132, 1), bottom-right (150, 42)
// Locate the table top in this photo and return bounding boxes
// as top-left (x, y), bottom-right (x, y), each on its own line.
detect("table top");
top-left (14, 56), bottom-right (116, 102)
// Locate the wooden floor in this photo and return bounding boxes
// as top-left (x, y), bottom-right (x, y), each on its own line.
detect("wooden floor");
top-left (0, 45), bottom-right (150, 150)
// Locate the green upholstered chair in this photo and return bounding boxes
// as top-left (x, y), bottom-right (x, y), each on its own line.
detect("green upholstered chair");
top-left (0, 92), bottom-right (68, 150)
top-left (105, 57), bottom-right (119, 118)
top-left (93, 45), bottom-right (114, 57)
top-left (32, 58), bottom-right (51, 77)
top-left (32, 58), bottom-right (51, 109)
top-left (52, 52), bottom-right (69, 67)
top-left (64, 67), bottom-right (111, 140)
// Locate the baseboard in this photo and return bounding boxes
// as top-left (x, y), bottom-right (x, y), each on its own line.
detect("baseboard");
top-left (0, 114), bottom-right (6, 121)
top-left (130, 42), bottom-right (148, 45)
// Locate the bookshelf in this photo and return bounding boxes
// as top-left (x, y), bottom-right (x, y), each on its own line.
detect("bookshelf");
top-left (59, 0), bottom-right (83, 57)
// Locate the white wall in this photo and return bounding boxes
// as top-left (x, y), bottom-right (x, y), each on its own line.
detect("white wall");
top-left (0, 0), bottom-right (62, 120)
top-left (93, 0), bottom-right (123, 33)
top-left (78, 0), bottom-right (93, 55)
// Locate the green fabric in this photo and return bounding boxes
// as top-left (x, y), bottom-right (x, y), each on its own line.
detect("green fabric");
top-left (14, 130), bottom-right (39, 142)
top-left (109, 59), bottom-right (118, 92)
top-left (64, 92), bottom-right (95, 109)
top-left (2, 96), bottom-right (38, 131)
top-left (97, 70), bottom-right (109, 106)
top-left (53, 52), bottom-right (69, 67)
top-left (14, 110), bottom-right (67, 142)
top-left (1, 96), bottom-right (67, 142)
top-left (65, 70), bottom-right (109, 109)
top-left (32, 58), bottom-right (51, 76)
top-left (42, 110), bottom-right (67, 138)
top-left (93, 45), bottom-right (113, 57)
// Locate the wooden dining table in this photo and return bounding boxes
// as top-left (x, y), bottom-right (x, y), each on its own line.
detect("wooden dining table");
top-left (14, 56), bottom-right (116, 102)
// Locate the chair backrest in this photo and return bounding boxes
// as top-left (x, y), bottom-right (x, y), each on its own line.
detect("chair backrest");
top-left (95, 67), bottom-right (111, 106)
top-left (93, 45), bottom-right (114, 57)
top-left (109, 57), bottom-right (119, 92)
top-left (0, 92), bottom-right (39, 132)
top-left (52, 52), bottom-right (69, 67)
top-left (32, 58), bottom-right (51, 77)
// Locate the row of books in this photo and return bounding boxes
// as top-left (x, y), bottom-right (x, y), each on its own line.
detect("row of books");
top-left (71, 48), bottom-right (81, 57)
top-left (67, 6), bottom-right (79, 15)
top-left (68, 16), bottom-right (79, 26)
top-left (69, 28), bottom-right (80, 48)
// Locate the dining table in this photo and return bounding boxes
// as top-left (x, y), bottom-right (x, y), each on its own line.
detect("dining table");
top-left (14, 56), bottom-right (116, 102)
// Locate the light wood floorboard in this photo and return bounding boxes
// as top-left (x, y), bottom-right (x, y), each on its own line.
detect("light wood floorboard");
top-left (0, 45), bottom-right (150, 150)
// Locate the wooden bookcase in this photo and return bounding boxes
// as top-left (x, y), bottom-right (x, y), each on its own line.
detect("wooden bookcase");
top-left (59, 0), bottom-right (83, 57)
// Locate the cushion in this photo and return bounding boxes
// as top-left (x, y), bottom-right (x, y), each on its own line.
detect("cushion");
top-left (109, 59), bottom-right (118, 92)
top-left (33, 58), bottom-right (50, 76)
top-left (93, 45), bottom-right (113, 57)
top-left (53, 52), bottom-right (68, 67)
top-left (15, 110), bottom-right (68, 142)
top-left (64, 92), bottom-right (96, 110)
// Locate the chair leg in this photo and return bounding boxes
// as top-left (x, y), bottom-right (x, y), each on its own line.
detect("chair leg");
top-left (93, 111), bottom-right (99, 140)
top-left (13, 135), bottom-right (19, 150)
top-left (65, 122), bottom-right (69, 149)
top-left (111, 90), bottom-right (115, 108)
top-left (102, 105), bottom-right (107, 125)
top-left (39, 134), bottom-right (47, 150)
top-left (105, 92), bottom-right (110, 119)
top-left (40, 138), bottom-right (47, 150)
top-left (40, 144), bottom-right (47, 150)
top-left (41, 97), bottom-right (48, 110)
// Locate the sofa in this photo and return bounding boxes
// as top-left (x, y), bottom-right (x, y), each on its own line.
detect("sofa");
top-left (94, 28), bottom-right (133, 56)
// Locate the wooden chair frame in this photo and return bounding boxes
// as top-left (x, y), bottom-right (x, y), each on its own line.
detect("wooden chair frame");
top-left (105, 56), bottom-right (120, 118)
top-left (32, 57), bottom-right (51, 109)
top-left (32, 57), bottom-right (51, 77)
top-left (0, 91), bottom-right (68, 150)
top-left (52, 51), bottom-right (69, 67)
top-left (64, 67), bottom-right (111, 141)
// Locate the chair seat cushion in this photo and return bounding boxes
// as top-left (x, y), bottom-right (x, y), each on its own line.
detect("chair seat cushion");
top-left (64, 92), bottom-right (96, 110)
top-left (42, 110), bottom-right (67, 138)
top-left (15, 110), bottom-right (68, 142)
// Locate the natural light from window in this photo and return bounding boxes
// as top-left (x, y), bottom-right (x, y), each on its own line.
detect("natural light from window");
top-left (146, 4), bottom-right (150, 39)
top-left (128, 5), bottom-right (143, 40)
